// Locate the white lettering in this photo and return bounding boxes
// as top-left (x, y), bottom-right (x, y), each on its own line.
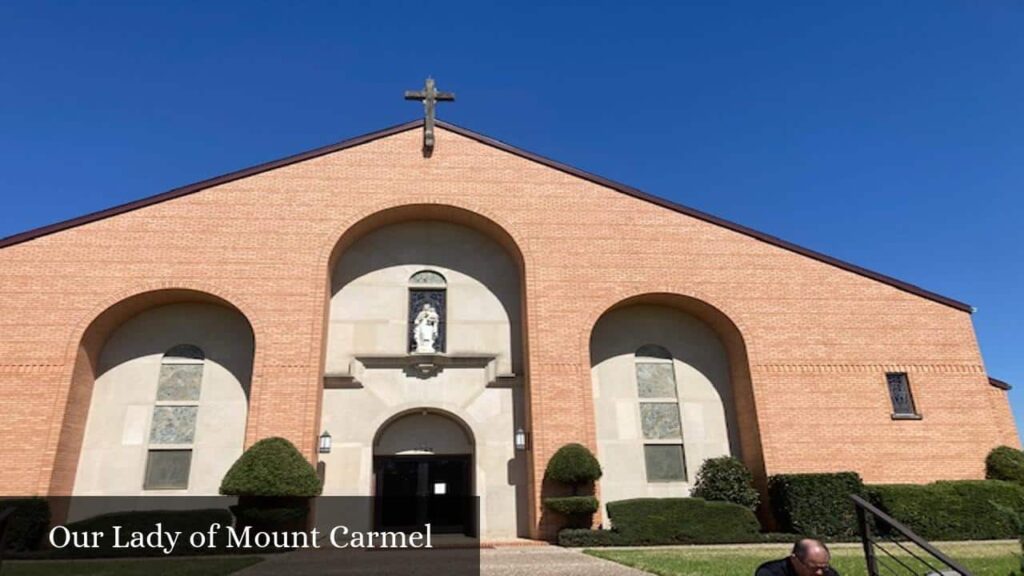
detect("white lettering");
top-left (205, 522), bottom-right (221, 548)
top-left (330, 525), bottom-right (349, 548)
top-left (48, 525), bottom-right (71, 549)
top-left (227, 525), bottom-right (250, 548)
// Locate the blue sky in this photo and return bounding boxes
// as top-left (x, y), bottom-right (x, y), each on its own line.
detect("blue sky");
top-left (1, 2), bottom-right (1022, 437)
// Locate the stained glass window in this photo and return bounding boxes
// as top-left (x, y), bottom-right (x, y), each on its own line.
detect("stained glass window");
top-left (886, 372), bottom-right (917, 415)
top-left (644, 445), bottom-right (687, 482)
top-left (409, 270), bottom-right (447, 353)
top-left (636, 345), bottom-right (686, 482)
top-left (143, 345), bottom-right (204, 490)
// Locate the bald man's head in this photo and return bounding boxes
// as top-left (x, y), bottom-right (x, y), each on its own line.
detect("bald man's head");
top-left (790, 539), bottom-right (831, 575)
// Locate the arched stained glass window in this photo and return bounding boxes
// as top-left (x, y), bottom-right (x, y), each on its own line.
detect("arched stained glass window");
top-left (409, 270), bottom-right (446, 353)
top-left (635, 344), bottom-right (686, 482)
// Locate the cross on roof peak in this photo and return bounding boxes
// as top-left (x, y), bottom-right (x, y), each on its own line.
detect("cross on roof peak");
top-left (404, 77), bottom-right (455, 157)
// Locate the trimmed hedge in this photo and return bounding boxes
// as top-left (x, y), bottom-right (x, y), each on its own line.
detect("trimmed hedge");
top-left (558, 529), bottom-right (623, 547)
top-left (604, 498), bottom-right (761, 545)
top-left (769, 472), bottom-right (865, 539)
top-left (544, 496), bottom-right (599, 516)
top-left (986, 446), bottom-right (1024, 484)
top-left (691, 456), bottom-right (760, 510)
top-left (0, 498), bottom-right (50, 552)
top-left (559, 528), bottom-right (802, 547)
top-left (869, 480), bottom-right (1024, 541)
top-left (545, 443), bottom-right (602, 490)
top-left (220, 437), bottom-right (321, 497)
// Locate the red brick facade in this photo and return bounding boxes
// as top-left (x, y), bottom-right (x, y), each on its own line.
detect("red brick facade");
top-left (0, 122), bottom-right (1016, 538)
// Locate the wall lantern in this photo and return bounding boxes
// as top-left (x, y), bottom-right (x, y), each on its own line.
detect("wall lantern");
top-left (319, 431), bottom-right (332, 454)
top-left (514, 427), bottom-right (529, 451)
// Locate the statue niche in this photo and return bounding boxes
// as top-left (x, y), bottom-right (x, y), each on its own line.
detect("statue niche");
top-left (409, 271), bottom-right (447, 354)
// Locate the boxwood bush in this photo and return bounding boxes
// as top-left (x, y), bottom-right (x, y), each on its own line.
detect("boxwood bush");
top-left (869, 480), bottom-right (1024, 541)
top-left (691, 456), bottom-right (760, 510)
top-left (986, 446), bottom-right (1024, 484)
top-left (769, 472), bottom-right (865, 539)
top-left (221, 436), bottom-right (321, 534)
top-left (543, 496), bottom-right (599, 516)
top-left (604, 498), bottom-right (761, 545)
top-left (220, 437), bottom-right (321, 497)
top-left (558, 528), bottom-right (624, 547)
top-left (543, 443), bottom-right (602, 529)
top-left (0, 498), bottom-right (50, 552)
top-left (545, 443), bottom-right (602, 493)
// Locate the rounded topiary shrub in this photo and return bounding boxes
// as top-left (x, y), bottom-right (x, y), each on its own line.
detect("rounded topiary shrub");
top-left (987, 446), bottom-right (1024, 484)
top-left (545, 443), bottom-right (602, 494)
top-left (691, 456), bottom-right (760, 510)
top-left (220, 437), bottom-right (322, 497)
top-left (543, 496), bottom-right (600, 516)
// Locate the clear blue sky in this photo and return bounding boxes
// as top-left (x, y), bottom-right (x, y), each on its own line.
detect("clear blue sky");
top-left (2, 2), bottom-right (1021, 437)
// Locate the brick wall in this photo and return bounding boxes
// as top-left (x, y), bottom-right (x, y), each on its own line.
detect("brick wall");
top-left (0, 125), bottom-right (1015, 538)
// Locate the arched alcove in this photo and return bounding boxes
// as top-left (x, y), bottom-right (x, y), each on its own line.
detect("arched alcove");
top-left (51, 289), bottom-right (255, 497)
top-left (588, 293), bottom-right (764, 510)
top-left (318, 204), bottom-right (530, 540)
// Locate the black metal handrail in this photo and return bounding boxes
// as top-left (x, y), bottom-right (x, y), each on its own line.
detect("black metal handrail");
top-left (852, 494), bottom-right (972, 576)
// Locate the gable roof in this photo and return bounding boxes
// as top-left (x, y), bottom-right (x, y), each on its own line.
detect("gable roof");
top-left (0, 119), bottom-right (972, 313)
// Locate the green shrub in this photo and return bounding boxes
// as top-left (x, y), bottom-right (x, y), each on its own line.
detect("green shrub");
top-left (544, 496), bottom-right (599, 516)
top-left (869, 480), bottom-right (1024, 541)
top-left (545, 443), bottom-right (602, 493)
top-left (53, 509), bottom-right (233, 558)
top-left (220, 437), bottom-right (321, 497)
top-left (605, 498), bottom-right (761, 545)
top-left (986, 446), bottom-right (1024, 484)
top-left (691, 456), bottom-right (760, 510)
top-left (0, 498), bottom-right (50, 552)
top-left (769, 472), bottom-right (865, 539)
top-left (558, 528), bottom-right (624, 547)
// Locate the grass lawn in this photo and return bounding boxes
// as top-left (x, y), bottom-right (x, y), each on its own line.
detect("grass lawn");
top-left (0, 556), bottom-right (262, 576)
top-left (586, 542), bottom-right (1022, 576)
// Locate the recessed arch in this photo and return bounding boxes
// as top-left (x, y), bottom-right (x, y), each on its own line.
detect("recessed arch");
top-left (318, 203), bottom-right (531, 539)
top-left (588, 292), bottom-right (766, 498)
top-left (49, 288), bottom-right (256, 497)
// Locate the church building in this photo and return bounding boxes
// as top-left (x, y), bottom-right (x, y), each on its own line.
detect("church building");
top-left (0, 85), bottom-right (1017, 540)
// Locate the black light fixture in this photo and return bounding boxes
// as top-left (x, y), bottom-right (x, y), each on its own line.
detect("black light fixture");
top-left (319, 431), bottom-right (332, 454)
top-left (514, 427), bottom-right (529, 451)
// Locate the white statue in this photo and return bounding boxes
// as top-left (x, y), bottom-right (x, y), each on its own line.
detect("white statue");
top-left (413, 303), bottom-right (440, 353)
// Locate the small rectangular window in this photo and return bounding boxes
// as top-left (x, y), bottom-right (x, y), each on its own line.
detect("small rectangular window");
top-left (886, 372), bottom-right (918, 416)
top-left (143, 449), bottom-right (192, 490)
top-left (644, 444), bottom-right (687, 482)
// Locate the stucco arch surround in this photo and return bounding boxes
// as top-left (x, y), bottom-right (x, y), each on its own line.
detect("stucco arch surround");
top-left (47, 285), bottom-right (259, 496)
top-left (583, 291), bottom-right (766, 490)
top-left (317, 202), bottom-right (534, 539)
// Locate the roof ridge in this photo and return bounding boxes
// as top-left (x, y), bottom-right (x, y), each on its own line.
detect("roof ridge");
top-left (0, 118), bottom-right (971, 313)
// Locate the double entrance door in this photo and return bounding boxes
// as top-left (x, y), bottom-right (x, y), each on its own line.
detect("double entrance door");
top-left (374, 454), bottom-right (473, 536)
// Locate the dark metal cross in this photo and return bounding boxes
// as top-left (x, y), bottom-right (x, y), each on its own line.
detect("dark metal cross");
top-left (405, 77), bottom-right (455, 156)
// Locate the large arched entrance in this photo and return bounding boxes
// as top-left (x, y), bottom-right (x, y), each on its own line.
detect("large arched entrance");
top-left (373, 410), bottom-right (475, 535)
top-left (318, 204), bottom-right (530, 540)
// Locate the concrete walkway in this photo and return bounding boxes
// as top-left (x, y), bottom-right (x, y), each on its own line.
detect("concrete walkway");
top-left (235, 545), bottom-right (646, 576)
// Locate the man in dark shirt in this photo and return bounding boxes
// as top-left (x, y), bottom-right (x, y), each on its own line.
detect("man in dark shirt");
top-left (755, 538), bottom-right (841, 576)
